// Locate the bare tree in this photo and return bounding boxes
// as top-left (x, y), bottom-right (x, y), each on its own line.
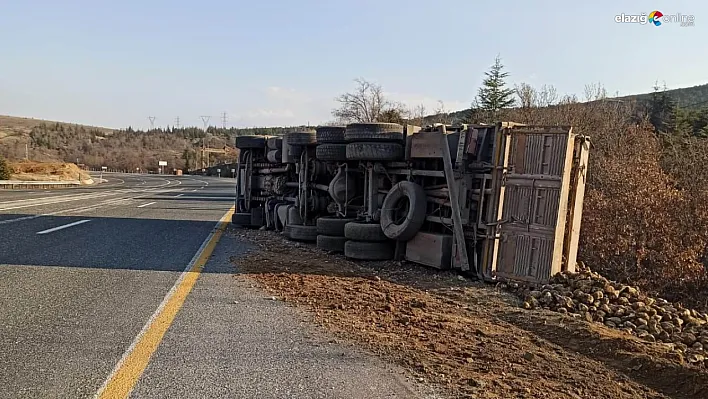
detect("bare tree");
top-left (432, 100), bottom-right (452, 124)
top-left (515, 83), bottom-right (537, 109)
top-left (332, 78), bottom-right (400, 123)
top-left (538, 84), bottom-right (558, 107)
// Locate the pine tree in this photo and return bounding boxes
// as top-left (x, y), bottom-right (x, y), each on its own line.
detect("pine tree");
top-left (648, 81), bottom-right (677, 133)
top-left (476, 55), bottom-right (516, 116)
top-left (0, 155), bottom-right (11, 180)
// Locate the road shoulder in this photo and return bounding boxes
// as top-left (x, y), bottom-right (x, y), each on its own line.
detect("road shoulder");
top-left (130, 226), bottom-right (435, 399)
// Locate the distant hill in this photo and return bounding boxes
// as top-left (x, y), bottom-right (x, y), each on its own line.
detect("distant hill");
top-left (0, 114), bottom-right (312, 171)
top-left (429, 83), bottom-right (708, 124)
top-left (617, 83), bottom-right (708, 109)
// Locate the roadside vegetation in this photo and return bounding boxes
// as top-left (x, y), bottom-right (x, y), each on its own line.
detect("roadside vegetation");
top-left (0, 155), bottom-right (11, 180)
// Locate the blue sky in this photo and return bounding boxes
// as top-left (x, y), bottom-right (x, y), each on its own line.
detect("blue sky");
top-left (1, 0), bottom-right (706, 129)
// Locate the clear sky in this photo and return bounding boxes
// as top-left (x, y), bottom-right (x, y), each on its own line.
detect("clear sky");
top-left (1, 0), bottom-right (706, 130)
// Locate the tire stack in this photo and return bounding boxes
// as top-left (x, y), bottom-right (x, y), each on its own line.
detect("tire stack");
top-left (266, 136), bottom-right (282, 164)
top-left (345, 123), bottom-right (405, 162)
top-left (315, 126), bottom-right (347, 162)
top-left (282, 129), bottom-right (316, 163)
top-left (343, 221), bottom-right (395, 260)
top-left (315, 216), bottom-right (354, 253)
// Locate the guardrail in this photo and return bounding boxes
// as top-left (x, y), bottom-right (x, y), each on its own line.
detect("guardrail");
top-left (0, 180), bottom-right (83, 189)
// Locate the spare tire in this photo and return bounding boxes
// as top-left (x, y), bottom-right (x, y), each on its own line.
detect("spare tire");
top-left (380, 181), bottom-right (427, 241)
top-left (344, 221), bottom-right (388, 242)
top-left (345, 123), bottom-right (404, 143)
top-left (266, 137), bottom-right (283, 150)
top-left (317, 216), bottom-right (355, 236)
top-left (285, 131), bottom-right (317, 146)
top-left (316, 144), bottom-right (347, 162)
top-left (346, 142), bottom-right (403, 161)
top-left (316, 126), bottom-right (346, 143)
top-left (284, 224), bottom-right (317, 242)
top-left (317, 235), bottom-right (347, 253)
top-left (235, 135), bottom-right (266, 149)
top-left (344, 240), bottom-right (394, 260)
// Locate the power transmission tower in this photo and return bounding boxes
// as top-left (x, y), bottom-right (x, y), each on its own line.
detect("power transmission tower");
top-left (174, 117), bottom-right (181, 129)
top-left (221, 112), bottom-right (228, 129)
top-left (200, 116), bottom-right (211, 168)
top-left (148, 116), bottom-right (156, 130)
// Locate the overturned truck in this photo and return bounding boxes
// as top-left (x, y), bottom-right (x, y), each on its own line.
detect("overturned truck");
top-left (233, 122), bottom-right (590, 284)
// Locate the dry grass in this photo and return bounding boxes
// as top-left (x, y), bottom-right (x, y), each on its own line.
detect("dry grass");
top-left (0, 115), bottom-right (114, 136)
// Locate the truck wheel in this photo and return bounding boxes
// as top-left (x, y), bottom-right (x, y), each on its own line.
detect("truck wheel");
top-left (316, 216), bottom-right (355, 236)
top-left (316, 126), bottom-right (346, 143)
top-left (380, 181), bottom-right (427, 241)
top-left (345, 123), bottom-right (404, 142)
top-left (266, 149), bottom-right (282, 163)
top-left (316, 144), bottom-right (347, 162)
top-left (232, 212), bottom-right (252, 226)
top-left (346, 142), bottom-right (403, 161)
top-left (344, 221), bottom-right (388, 242)
top-left (285, 224), bottom-right (317, 242)
top-left (287, 205), bottom-right (303, 226)
top-left (285, 131), bottom-right (317, 146)
top-left (317, 235), bottom-right (347, 253)
top-left (344, 240), bottom-right (394, 260)
top-left (266, 137), bottom-right (283, 150)
top-left (235, 135), bottom-right (266, 149)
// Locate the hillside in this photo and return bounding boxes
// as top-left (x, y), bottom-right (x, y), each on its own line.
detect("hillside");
top-left (434, 82), bottom-right (708, 125)
top-left (0, 115), bottom-right (309, 171)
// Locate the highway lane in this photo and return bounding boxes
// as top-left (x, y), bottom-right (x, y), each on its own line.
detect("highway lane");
top-left (0, 173), bottom-right (430, 398)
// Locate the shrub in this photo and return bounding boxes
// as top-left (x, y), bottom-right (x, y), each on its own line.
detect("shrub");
top-left (0, 156), bottom-right (11, 180)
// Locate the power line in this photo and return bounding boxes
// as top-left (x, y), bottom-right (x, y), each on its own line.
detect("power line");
top-left (221, 112), bottom-right (228, 129)
top-left (200, 116), bottom-right (210, 131)
top-left (148, 116), bottom-right (156, 130)
top-left (174, 117), bottom-right (181, 129)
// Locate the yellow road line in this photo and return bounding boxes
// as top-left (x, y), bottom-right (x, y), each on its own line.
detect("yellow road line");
top-left (94, 206), bottom-right (235, 399)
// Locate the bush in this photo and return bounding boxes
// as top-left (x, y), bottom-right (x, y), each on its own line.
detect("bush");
top-left (0, 156), bottom-right (11, 180)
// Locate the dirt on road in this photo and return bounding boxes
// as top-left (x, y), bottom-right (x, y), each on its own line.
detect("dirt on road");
top-left (229, 228), bottom-right (708, 399)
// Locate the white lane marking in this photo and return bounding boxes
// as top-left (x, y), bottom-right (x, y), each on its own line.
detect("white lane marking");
top-left (36, 220), bottom-right (91, 235)
top-left (0, 187), bottom-right (185, 226)
top-left (174, 196), bottom-right (234, 200)
top-left (137, 202), bottom-right (157, 208)
top-left (175, 194), bottom-right (184, 197)
top-left (191, 189), bottom-right (197, 192)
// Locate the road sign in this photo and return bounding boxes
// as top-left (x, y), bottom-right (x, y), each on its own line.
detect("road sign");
top-left (217, 169), bottom-right (221, 173)
top-left (231, 169), bottom-right (235, 173)
top-left (101, 166), bottom-right (107, 171)
top-left (158, 161), bottom-right (167, 166)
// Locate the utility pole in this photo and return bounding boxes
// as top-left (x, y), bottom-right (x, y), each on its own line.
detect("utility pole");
top-left (148, 116), bottom-right (156, 130)
top-left (200, 116), bottom-right (211, 168)
top-left (174, 117), bottom-right (181, 129)
top-left (221, 112), bottom-right (228, 129)
top-left (25, 143), bottom-right (29, 160)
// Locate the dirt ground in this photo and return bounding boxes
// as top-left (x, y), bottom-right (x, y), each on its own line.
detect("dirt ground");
top-left (8, 161), bottom-right (92, 183)
top-left (229, 227), bottom-right (708, 399)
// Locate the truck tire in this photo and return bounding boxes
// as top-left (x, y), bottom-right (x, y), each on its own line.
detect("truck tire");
top-left (285, 224), bottom-right (317, 242)
top-left (344, 221), bottom-right (388, 242)
top-left (316, 216), bottom-right (355, 236)
top-left (316, 126), bottom-right (346, 143)
top-left (316, 144), bottom-right (347, 162)
top-left (344, 240), bottom-right (394, 260)
top-left (267, 137), bottom-right (283, 150)
top-left (317, 235), bottom-right (347, 253)
top-left (267, 149), bottom-right (282, 163)
top-left (345, 123), bottom-right (404, 143)
top-left (232, 212), bottom-right (252, 226)
top-left (346, 142), bottom-right (403, 161)
top-left (282, 144), bottom-right (303, 163)
top-left (285, 131), bottom-right (317, 146)
top-left (380, 181), bottom-right (427, 241)
top-left (235, 135), bottom-right (266, 149)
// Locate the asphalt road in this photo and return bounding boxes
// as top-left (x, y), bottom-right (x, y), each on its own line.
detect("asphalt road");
top-left (0, 173), bottom-right (433, 399)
